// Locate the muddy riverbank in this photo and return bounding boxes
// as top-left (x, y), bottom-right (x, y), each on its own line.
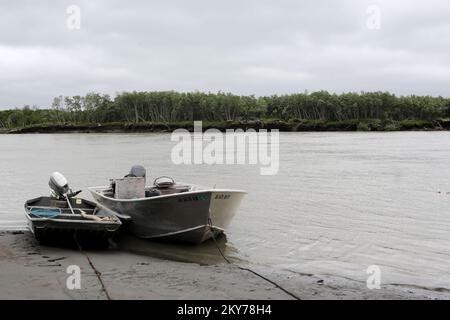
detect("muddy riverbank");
top-left (0, 231), bottom-right (446, 300)
top-left (3, 118), bottom-right (450, 134)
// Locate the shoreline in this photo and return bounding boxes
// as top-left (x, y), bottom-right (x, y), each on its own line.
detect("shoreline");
top-left (2, 119), bottom-right (450, 134)
top-left (0, 230), bottom-right (447, 300)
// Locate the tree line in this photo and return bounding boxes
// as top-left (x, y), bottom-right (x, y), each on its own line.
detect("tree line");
top-left (1, 91), bottom-right (450, 129)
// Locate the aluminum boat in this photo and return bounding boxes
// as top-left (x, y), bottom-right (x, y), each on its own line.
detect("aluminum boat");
top-left (89, 166), bottom-right (246, 244)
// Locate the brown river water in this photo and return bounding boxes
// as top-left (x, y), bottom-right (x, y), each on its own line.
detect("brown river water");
top-left (0, 132), bottom-right (449, 291)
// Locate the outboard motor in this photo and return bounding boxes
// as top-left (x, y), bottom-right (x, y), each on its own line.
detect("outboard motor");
top-left (126, 165), bottom-right (146, 182)
top-left (49, 172), bottom-right (69, 198)
top-left (48, 172), bottom-right (81, 199)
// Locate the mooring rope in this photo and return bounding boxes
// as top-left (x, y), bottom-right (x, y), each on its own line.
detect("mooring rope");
top-left (207, 218), bottom-right (301, 300)
top-left (73, 232), bottom-right (112, 300)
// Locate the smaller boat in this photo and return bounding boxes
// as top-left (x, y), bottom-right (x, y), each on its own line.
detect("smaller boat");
top-left (24, 172), bottom-right (121, 246)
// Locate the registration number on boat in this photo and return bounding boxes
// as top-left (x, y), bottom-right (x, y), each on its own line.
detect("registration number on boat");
top-left (178, 195), bottom-right (208, 202)
top-left (215, 194), bottom-right (231, 200)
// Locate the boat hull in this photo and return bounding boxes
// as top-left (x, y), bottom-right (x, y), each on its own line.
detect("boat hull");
top-left (89, 188), bottom-right (246, 244)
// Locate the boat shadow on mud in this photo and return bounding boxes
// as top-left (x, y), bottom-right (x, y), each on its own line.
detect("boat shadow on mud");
top-left (112, 231), bottom-right (240, 266)
top-left (30, 228), bottom-right (240, 266)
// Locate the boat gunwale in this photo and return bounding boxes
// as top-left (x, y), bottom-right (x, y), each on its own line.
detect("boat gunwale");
top-left (25, 216), bottom-right (121, 225)
top-left (24, 196), bottom-right (122, 225)
top-left (88, 185), bottom-right (247, 203)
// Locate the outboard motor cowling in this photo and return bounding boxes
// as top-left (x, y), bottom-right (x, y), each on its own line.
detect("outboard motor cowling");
top-left (49, 172), bottom-right (69, 198)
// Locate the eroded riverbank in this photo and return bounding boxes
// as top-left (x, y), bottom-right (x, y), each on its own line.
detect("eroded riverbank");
top-left (0, 231), bottom-right (447, 300)
top-left (3, 118), bottom-right (450, 134)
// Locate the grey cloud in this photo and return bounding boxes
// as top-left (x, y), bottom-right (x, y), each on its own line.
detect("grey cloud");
top-left (0, 0), bottom-right (449, 108)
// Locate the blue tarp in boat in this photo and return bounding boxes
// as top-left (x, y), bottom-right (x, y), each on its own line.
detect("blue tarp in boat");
top-left (30, 208), bottom-right (61, 218)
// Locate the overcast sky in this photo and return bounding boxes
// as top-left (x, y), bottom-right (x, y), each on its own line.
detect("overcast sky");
top-left (1, 0), bottom-right (450, 108)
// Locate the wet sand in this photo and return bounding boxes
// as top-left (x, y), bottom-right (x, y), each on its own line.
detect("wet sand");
top-left (0, 231), bottom-right (447, 300)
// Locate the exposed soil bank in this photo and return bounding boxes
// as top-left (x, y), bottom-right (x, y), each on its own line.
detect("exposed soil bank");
top-left (0, 231), bottom-right (447, 300)
top-left (4, 119), bottom-right (450, 133)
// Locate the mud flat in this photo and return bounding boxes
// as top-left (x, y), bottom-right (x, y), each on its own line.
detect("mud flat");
top-left (0, 231), bottom-right (447, 300)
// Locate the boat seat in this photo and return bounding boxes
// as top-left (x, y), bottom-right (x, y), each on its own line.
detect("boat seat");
top-left (49, 199), bottom-right (68, 208)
